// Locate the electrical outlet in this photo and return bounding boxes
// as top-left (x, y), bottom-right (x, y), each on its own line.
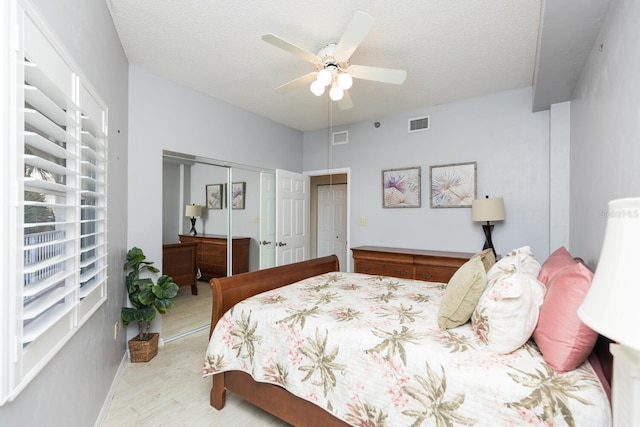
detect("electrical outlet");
top-left (358, 217), bottom-right (367, 226)
top-left (114, 322), bottom-right (119, 340)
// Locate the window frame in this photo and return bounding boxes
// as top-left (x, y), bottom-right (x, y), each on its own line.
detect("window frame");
top-left (1, 0), bottom-right (109, 405)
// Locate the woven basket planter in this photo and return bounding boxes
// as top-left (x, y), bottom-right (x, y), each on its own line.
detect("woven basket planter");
top-left (128, 333), bottom-right (159, 363)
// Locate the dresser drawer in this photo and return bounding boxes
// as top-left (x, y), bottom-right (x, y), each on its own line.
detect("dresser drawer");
top-left (355, 261), bottom-right (413, 279)
top-left (352, 246), bottom-right (473, 283)
top-left (200, 253), bottom-right (226, 266)
top-left (414, 266), bottom-right (458, 283)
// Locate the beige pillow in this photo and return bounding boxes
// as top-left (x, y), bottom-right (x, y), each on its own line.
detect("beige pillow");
top-left (438, 257), bottom-right (488, 329)
top-left (470, 248), bottom-right (496, 272)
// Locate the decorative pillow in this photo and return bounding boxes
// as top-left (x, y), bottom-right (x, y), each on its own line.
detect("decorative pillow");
top-left (470, 248), bottom-right (496, 272)
top-left (533, 262), bottom-right (598, 372)
top-left (537, 246), bottom-right (577, 286)
top-left (472, 268), bottom-right (545, 354)
top-left (438, 257), bottom-right (487, 329)
top-left (486, 246), bottom-right (541, 283)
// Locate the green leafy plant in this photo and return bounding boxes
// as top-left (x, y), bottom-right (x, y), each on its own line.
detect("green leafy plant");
top-left (121, 247), bottom-right (179, 340)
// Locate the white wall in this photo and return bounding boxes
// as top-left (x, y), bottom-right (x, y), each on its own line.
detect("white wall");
top-left (570, 0), bottom-right (640, 265)
top-left (0, 1), bottom-right (129, 426)
top-left (304, 87), bottom-right (553, 261)
top-left (549, 102), bottom-right (571, 251)
top-left (162, 161), bottom-right (181, 243)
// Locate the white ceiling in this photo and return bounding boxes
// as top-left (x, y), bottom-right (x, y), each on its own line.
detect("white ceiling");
top-left (105, 0), bottom-right (610, 132)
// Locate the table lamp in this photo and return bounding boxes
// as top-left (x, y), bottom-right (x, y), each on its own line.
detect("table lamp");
top-left (185, 204), bottom-right (202, 235)
top-left (578, 197), bottom-right (640, 427)
top-left (471, 196), bottom-right (505, 257)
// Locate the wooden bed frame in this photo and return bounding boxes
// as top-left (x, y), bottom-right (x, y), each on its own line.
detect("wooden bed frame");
top-left (208, 255), bottom-right (612, 426)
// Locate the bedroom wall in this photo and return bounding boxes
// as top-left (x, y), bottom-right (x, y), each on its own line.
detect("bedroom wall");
top-left (128, 66), bottom-right (303, 338)
top-left (569, 0), bottom-right (640, 266)
top-left (0, 0), bottom-right (129, 426)
top-left (303, 87), bottom-right (553, 261)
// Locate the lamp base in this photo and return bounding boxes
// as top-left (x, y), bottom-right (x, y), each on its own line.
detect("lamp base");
top-left (481, 223), bottom-right (496, 257)
top-left (610, 343), bottom-right (640, 427)
top-left (189, 217), bottom-right (197, 235)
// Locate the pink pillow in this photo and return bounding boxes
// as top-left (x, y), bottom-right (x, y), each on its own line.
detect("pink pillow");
top-left (533, 262), bottom-right (598, 372)
top-left (537, 247), bottom-right (576, 286)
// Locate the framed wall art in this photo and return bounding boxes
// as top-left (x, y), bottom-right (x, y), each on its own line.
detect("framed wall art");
top-left (430, 161), bottom-right (477, 208)
top-left (226, 182), bottom-right (246, 209)
top-left (206, 184), bottom-right (223, 209)
top-left (382, 166), bottom-right (421, 208)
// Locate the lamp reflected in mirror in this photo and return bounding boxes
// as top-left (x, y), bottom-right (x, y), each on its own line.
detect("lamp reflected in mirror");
top-left (185, 204), bottom-right (202, 235)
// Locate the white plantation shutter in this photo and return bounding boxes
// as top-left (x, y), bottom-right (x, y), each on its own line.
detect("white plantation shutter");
top-left (1, 2), bottom-right (108, 404)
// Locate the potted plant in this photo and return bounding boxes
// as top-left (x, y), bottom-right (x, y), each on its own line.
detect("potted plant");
top-left (121, 246), bottom-right (179, 362)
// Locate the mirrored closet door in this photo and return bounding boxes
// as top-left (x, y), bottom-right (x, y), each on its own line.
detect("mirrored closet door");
top-left (161, 151), bottom-right (276, 340)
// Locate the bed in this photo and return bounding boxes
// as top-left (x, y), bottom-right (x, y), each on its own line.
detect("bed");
top-left (203, 251), bottom-right (612, 426)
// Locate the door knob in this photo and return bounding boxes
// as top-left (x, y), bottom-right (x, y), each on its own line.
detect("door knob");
top-left (278, 242), bottom-right (287, 247)
top-left (261, 240), bottom-right (272, 245)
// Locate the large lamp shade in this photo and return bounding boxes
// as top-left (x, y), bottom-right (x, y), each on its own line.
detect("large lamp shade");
top-left (472, 197), bottom-right (505, 222)
top-left (578, 197), bottom-right (640, 351)
top-left (185, 204), bottom-right (202, 218)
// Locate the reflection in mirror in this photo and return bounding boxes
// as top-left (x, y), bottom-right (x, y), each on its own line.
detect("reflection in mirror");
top-left (161, 150), bottom-right (276, 341)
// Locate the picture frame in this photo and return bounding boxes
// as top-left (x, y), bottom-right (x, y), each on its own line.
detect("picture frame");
top-left (225, 182), bottom-right (246, 209)
top-left (382, 166), bottom-right (421, 208)
top-left (430, 161), bottom-right (477, 208)
top-left (205, 184), bottom-right (223, 209)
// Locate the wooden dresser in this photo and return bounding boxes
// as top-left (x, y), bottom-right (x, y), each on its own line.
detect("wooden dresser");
top-left (351, 246), bottom-right (474, 283)
top-left (162, 242), bottom-right (198, 294)
top-left (179, 234), bottom-right (251, 281)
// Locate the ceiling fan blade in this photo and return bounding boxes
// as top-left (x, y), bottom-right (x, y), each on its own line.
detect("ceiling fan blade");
top-left (334, 11), bottom-right (374, 62)
top-left (348, 65), bottom-right (407, 85)
top-left (262, 33), bottom-right (320, 64)
top-left (337, 90), bottom-right (353, 110)
top-left (274, 72), bottom-right (317, 93)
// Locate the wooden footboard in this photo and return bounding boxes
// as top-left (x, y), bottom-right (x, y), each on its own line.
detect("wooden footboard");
top-left (208, 255), bottom-right (340, 413)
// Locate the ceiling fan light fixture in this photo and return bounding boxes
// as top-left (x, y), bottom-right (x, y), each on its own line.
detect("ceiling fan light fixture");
top-left (337, 72), bottom-right (353, 90)
top-left (329, 85), bottom-right (344, 101)
top-left (310, 80), bottom-right (325, 96)
top-left (317, 69), bottom-right (332, 87)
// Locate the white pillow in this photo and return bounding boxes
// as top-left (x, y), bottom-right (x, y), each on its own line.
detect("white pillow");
top-left (486, 245), bottom-right (541, 283)
top-left (472, 246), bottom-right (545, 354)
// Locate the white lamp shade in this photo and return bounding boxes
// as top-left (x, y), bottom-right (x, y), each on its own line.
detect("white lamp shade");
top-left (578, 197), bottom-right (640, 351)
top-left (185, 204), bottom-right (202, 217)
top-left (337, 72), bottom-right (353, 90)
top-left (317, 69), bottom-right (332, 87)
top-left (310, 80), bottom-right (325, 96)
top-left (329, 85), bottom-right (344, 101)
top-left (472, 197), bottom-right (505, 222)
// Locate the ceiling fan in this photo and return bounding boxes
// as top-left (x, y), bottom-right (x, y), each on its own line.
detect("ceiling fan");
top-left (262, 11), bottom-right (407, 110)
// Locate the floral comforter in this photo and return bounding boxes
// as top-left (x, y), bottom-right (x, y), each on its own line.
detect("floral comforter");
top-left (203, 272), bottom-right (611, 426)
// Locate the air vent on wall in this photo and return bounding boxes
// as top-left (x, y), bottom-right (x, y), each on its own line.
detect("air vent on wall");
top-left (408, 116), bottom-right (430, 133)
top-left (332, 130), bottom-right (349, 145)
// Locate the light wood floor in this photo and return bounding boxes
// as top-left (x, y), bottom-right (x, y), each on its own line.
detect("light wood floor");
top-left (102, 281), bottom-right (290, 426)
top-left (163, 280), bottom-right (212, 339)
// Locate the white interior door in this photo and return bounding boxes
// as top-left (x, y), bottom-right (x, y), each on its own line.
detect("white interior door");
top-left (275, 169), bottom-right (310, 266)
top-left (259, 171), bottom-right (276, 269)
top-left (317, 184), bottom-right (348, 270)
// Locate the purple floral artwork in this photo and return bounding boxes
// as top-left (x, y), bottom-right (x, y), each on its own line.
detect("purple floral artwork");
top-left (382, 167), bottom-right (421, 208)
top-left (430, 162), bottom-right (476, 208)
top-left (231, 182), bottom-right (245, 209)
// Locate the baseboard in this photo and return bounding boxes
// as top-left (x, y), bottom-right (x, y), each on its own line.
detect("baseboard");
top-left (93, 352), bottom-right (128, 427)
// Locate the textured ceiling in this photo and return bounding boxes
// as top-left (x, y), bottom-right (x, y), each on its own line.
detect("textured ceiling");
top-left (105, 1), bottom-right (602, 132)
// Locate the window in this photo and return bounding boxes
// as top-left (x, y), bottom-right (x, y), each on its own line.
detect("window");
top-left (0, 1), bottom-right (108, 404)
